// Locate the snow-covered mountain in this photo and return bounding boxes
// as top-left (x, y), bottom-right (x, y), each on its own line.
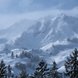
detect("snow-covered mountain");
top-left (0, 19), bottom-right (36, 40)
top-left (0, 14), bottom-right (78, 74)
top-left (14, 14), bottom-right (78, 49)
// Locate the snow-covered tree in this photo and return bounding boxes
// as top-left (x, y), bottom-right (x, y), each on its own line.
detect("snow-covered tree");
top-left (34, 60), bottom-right (49, 78)
top-left (48, 61), bottom-right (60, 78)
top-left (0, 60), bottom-right (7, 78)
top-left (65, 48), bottom-right (78, 78)
top-left (19, 70), bottom-right (29, 78)
top-left (7, 65), bottom-right (13, 78)
top-left (11, 52), bottom-right (14, 59)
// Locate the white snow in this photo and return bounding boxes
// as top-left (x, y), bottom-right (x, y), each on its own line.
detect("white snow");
top-left (41, 43), bottom-right (53, 52)
top-left (0, 14), bottom-right (78, 74)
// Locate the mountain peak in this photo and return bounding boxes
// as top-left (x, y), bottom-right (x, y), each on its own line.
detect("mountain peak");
top-left (14, 14), bottom-right (78, 49)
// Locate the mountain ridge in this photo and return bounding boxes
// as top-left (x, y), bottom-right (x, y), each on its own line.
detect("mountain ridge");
top-left (14, 14), bottom-right (78, 49)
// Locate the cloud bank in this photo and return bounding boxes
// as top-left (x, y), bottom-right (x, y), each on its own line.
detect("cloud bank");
top-left (0, 0), bottom-right (78, 29)
top-left (0, 0), bottom-right (78, 14)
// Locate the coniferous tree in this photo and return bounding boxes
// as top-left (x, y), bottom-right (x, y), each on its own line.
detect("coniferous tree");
top-left (19, 69), bottom-right (28, 78)
top-left (11, 52), bottom-right (14, 59)
top-left (0, 60), bottom-right (7, 78)
top-left (7, 65), bottom-right (12, 78)
top-left (49, 61), bottom-right (60, 78)
top-left (65, 48), bottom-right (78, 78)
top-left (34, 60), bottom-right (49, 78)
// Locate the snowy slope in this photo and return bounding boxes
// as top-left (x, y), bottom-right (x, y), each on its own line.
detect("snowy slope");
top-left (0, 19), bottom-right (36, 40)
top-left (14, 14), bottom-right (78, 49)
top-left (0, 48), bottom-right (45, 74)
top-left (13, 14), bottom-right (78, 72)
top-left (0, 46), bottom-right (77, 74)
top-left (0, 14), bottom-right (78, 74)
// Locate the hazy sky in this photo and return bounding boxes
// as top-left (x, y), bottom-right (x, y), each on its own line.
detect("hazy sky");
top-left (0, 0), bottom-right (78, 29)
top-left (0, 0), bottom-right (78, 13)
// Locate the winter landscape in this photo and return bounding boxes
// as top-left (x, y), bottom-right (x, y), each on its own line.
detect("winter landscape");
top-left (0, 0), bottom-right (78, 78)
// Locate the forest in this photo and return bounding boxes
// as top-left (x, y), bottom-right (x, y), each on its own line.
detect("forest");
top-left (0, 48), bottom-right (78, 78)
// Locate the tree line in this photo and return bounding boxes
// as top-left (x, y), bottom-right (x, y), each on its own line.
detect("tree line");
top-left (0, 48), bottom-right (78, 78)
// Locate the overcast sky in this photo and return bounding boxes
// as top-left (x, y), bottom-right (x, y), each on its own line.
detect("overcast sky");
top-left (0, 0), bottom-right (78, 29)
